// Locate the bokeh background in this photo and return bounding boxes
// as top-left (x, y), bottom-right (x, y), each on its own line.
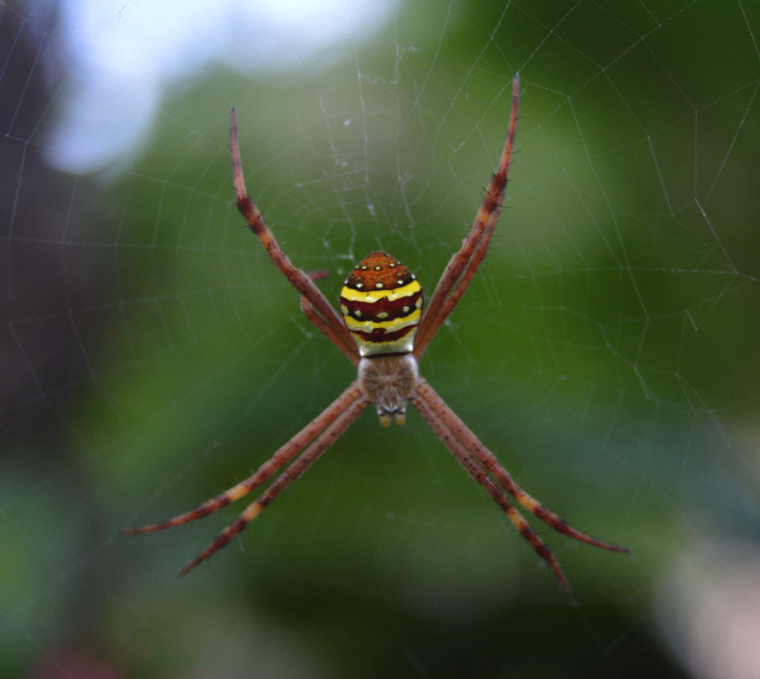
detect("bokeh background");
top-left (3, 0), bottom-right (760, 677)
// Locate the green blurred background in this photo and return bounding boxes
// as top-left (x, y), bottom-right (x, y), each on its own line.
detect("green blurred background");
top-left (2, 0), bottom-right (760, 677)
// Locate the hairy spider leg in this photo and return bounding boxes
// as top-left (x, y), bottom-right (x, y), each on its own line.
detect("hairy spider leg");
top-left (411, 389), bottom-right (570, 591)
top-left (299, 271), bottom-right (360, 362)
top-left (415, 378), bottom-right (628, 554)
top-left (300, 296), bottom-right (359, 362)
top-left (230, 108), bottom-right (360, 365)
top-left (414, 74), bottom-right (520, 358)
top-left (177, 393), bottom-right (370, 575)
top-left (434, 189), bottom-right (501, 327)
top-left (122, 383), bottom-right (364, 535)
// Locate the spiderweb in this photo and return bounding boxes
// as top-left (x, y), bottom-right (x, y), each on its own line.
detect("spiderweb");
top-left (3, 0), bottom-right (760, 677)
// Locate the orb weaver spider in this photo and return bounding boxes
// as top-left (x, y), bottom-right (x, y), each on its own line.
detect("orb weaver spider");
top-left (123, 75), bottom-right (628, 591)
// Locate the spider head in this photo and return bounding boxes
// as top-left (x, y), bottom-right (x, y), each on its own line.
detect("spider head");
top-left (357, 354), bottom-right (419, 426)
top-left (338, 251), bottom-right (424, 358)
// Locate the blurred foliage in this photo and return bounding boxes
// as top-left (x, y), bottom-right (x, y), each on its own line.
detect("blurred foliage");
top-left (3, 0), bottom-right (760, 677)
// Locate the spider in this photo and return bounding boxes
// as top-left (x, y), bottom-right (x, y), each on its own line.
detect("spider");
top-left (123, 75), bottom-right (628, 591)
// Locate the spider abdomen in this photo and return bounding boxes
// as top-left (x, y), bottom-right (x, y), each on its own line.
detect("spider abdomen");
top-left (339, 251), bottom-right (424, 357)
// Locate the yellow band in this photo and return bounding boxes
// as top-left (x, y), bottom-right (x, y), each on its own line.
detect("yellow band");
top-left (343, 308), bottom-right (421, 333)
top-left (340, 279), bottom-right (421, 303)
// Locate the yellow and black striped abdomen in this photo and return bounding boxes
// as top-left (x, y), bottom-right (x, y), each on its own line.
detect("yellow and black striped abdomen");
top-left (339, 251), bottom-right (424, 357)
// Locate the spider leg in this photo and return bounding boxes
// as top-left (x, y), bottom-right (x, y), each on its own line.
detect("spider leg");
top-left (230, 109), bottom-right (359, 365)
top-left (300, 296), bottom-right (359, 364)
top-left (414, 378), bottom-right (628, 553)
top-left (297, 270), bottom-right (358, 362)
top-left (122, 383), bottom-right (364, 535)
top-left (414, 74), bottom-right (520, 358)
top-left (411, 387), bottom-right (569, 591)
top-left (431, 195), bottom-right (500, 329)
top-left (177, 392), bottom-right (370, 575)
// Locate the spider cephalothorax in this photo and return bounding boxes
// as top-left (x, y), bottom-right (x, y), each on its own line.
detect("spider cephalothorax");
top-left (124, 75), bottom-right (628, 591)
